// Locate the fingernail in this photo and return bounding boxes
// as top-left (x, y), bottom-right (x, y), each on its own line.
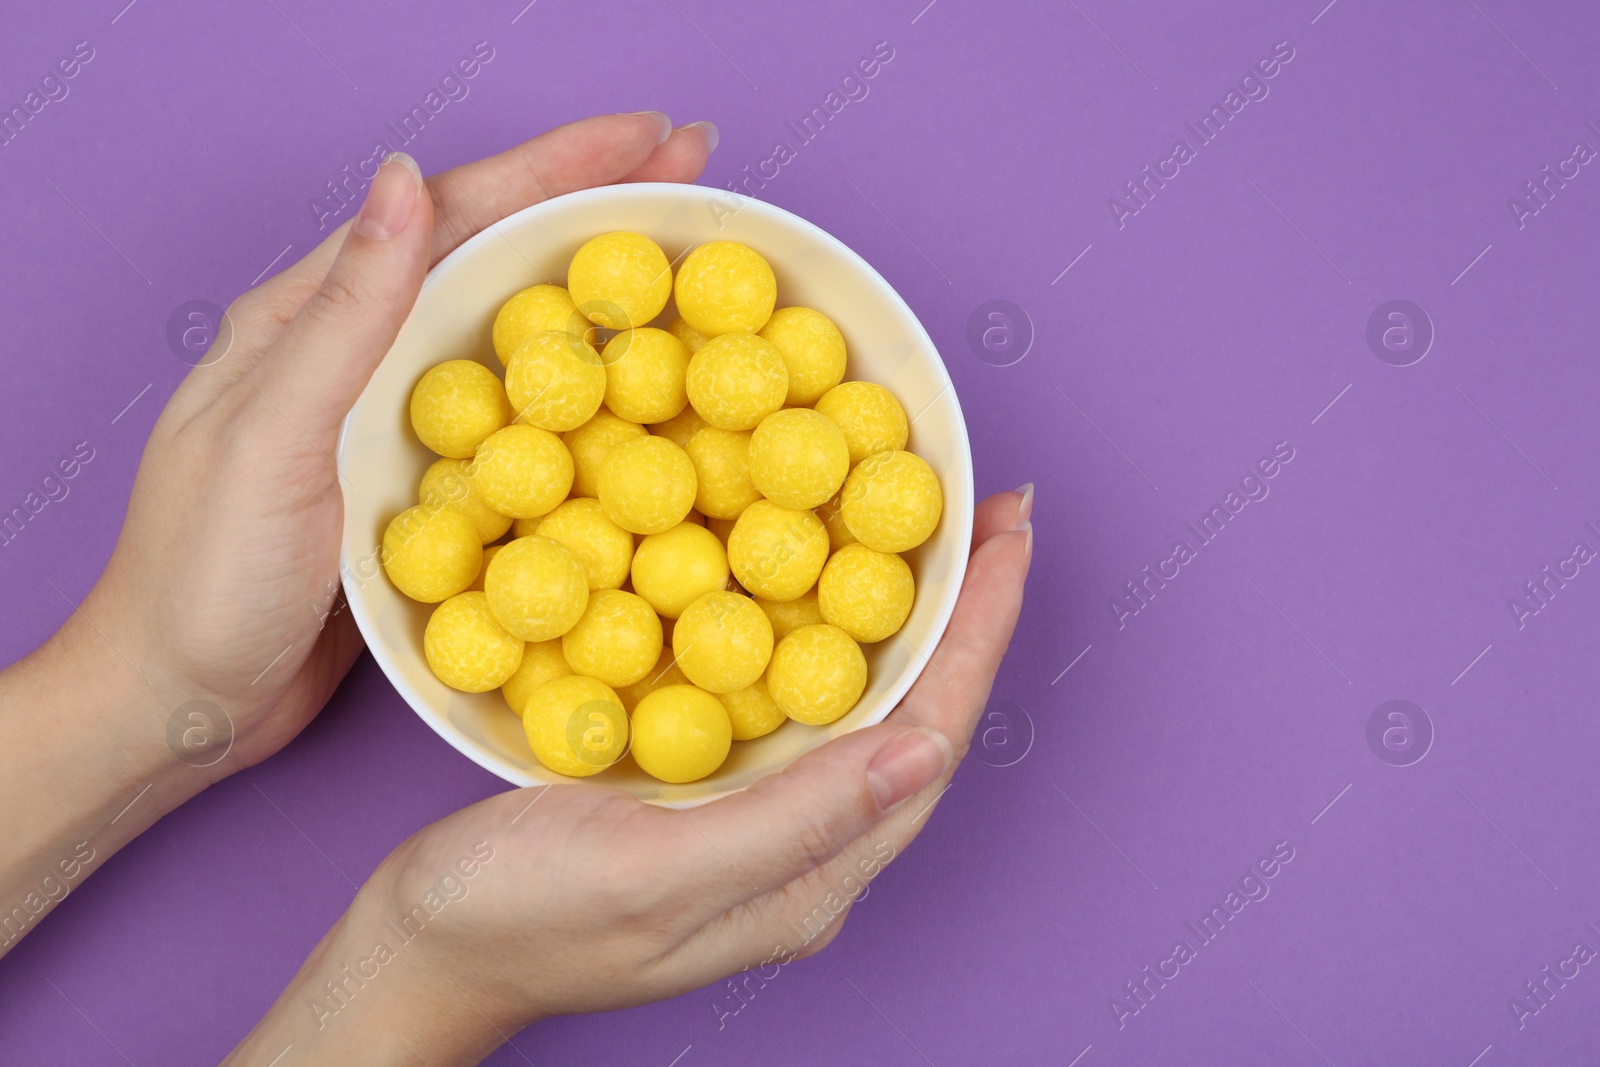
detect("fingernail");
top-left (624, 111), bottom-right (673, 144)
top-left (679, 120), bottom-right (719, 154)
top-left (355, 152), bottom-right (422, 240)
top-left (1018, 519), bottom-right (1033, 563)
top-left (1014, 482), bottom-right (1034, 526)
top-left (867, 726), bottom-right (954, 812)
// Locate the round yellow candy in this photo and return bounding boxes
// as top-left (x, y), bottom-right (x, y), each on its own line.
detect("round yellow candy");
top-left (568, 232), bottom-right (672, 330)
top-left (815, 491), bottom-right (858, 551)
top-left (747, 408), bottom-right (850, 510)
top-left (523, 675), bottom-right (629, 777)
top-left (673, 241), bottom-right (776, 336)
top-left (673, 591), bottom-right (774, 693)
top-left (840, 450), bottom-right (943, 553)
top-left (630, 685), bottom-right (733, 783)
top-left (469, 425), bottom-right (573, 519)
top-left (760, 307), bottom-right (847, 406)
top-left (409, 360), bottom-right (511, 459)
top-left (767, 624), bottom-right (868, 725)
top-left (631, 521), bottom-right (729, 618)
top-left (649, 406), bottom-right (709, 448)
top-left (614, 648), bottom-right (691, 713)
top-left (468, 543), bottom-right (503, 591)
top-left (814, 381), bottom-right (909, 467)
top-left (484, 535), bottom-right (588, 641)
top-left (667, 316), bottom-right (711, 354)
top-left (382, 504), bottom-right (482, 603)
top-left (562, 409), bottom-right (647, 498)
top-left (597, 435), bottom-right (697, 535)
top-left (721, 676), bottom-right (786, 740)
top-left (755, 590), bottom-right (824, 642)
top-left (423, 592), bottom-right (524, 692)
top-left (817, 544), bottom-right (915, 643)
top-left (685, 333), bottom-right (789, 431)
top-left (684, 427), bottom-right (761, 520)
top-left (560, 589), bottom-right (663, 688)
top-left (727, 500), bottom-right (829, 602)
top-left (505, 331), bottom-right (606, 433)
top-left (501, 639), bottom-right (571, 716)
top-left (532, 498), bottom-right (633, 590)
top-left (602, 327), bottom-right (690, 424)
top-left (492, 284), bottom-right (583, 366)
top-left (420, 458), bottom-right (512, 544)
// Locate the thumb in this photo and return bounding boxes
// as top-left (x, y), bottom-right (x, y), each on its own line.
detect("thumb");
top-left (252, 152), bottom-right (435, 439)
top-left (667, 722), bottom-right (954, 921)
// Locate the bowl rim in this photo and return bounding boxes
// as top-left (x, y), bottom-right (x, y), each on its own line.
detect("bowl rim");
top-left (338, 180), bottom-right (974, 806)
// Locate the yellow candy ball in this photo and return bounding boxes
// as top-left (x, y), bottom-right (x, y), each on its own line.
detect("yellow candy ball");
top-left (667, 316), bottom-right (711, 354)
top-left (673, 591), bottom-right (774, 693)
top-left (505, 331), bottom-right (606, 433)
top-left (597, 435), bottom-right (697, 535)
top-left (484, 535), bottom-right (588, 641)
top-left (501, 639), bottom-right (571, 716)
top-left (614, 648), bottom-right (691, 713)
top-left (602, 327), bottom-right (690, 424)
top-left (727, 500), bottom-right (829, 602)
top-left (469, 425), bottom-right (573, 519)
top-left (684, 427), bottom-right (761, 520)
top-left (817, 543), bottom-right (915, 643)
top-left (493, 284), bottom-right (583, 366)
top-left (560, 589), bottom-right (663, 688)
top-left (685, 333), bottom-right (789, 431)
top-left (468, 543), bottom-right (503, 591)
top-left (568, 231), bottom-right (672, 330)
top-left (562, 409), bottom-right (647, 498)
top-left (747, 408), bottom-right (850, 510)
top-left (649, 406), bottom-right (710, 448)
top-left (814, 381), bottom-right (909, 467)
top-left (767, 624), bottom-right (868, 725)
top-left (532, 498), bottom-right (633, 591)
top-left (673, 241), bottom-right (776, 336)
top-left (630, 685), bottom-right (733, 783)
top-left (409, 360), bottom-right (511, 459)
top-left (840, 450), bottom-right (943, 553)
top-left (423, 592), bottom-right (524, 692)
top-left (815, 490), bottom-right (858, 551)
top-left (523, 675), bottom-right (629, 777)
top-left (760, 307), bottom-right (847, 405)
top-left (755, 590), bottom-right (824, 642)
top-left (631, 521), bottom-right (729, 618)
top-left (420, 458), bottom-right (512, 544)
top-left (721, 676), bottom-right (786, 740)
top-left (382, 504), bottom-right (482, 603)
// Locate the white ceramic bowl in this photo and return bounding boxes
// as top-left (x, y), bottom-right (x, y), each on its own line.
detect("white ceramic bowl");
top-left (338, 182), bottom-right (973, 805)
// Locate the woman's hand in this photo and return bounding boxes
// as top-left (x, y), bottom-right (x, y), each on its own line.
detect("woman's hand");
top-left (0, 113), bottom-right (714, 959)
top-left (224, 489), bottom-right (1032, 1066)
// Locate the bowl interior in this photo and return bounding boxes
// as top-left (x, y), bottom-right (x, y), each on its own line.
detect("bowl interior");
top-left (339, 182), bottom-right (973, 805)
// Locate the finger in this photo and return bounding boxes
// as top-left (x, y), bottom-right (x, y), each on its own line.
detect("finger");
top-left (426, 112), bottom-right (675, 262)
top-left (664, 722), bottom-right (954, 921)
top-left (889, 492), bottom-right (1033, 751)
top-left (619, 122), bottom-right (716, 184)
top-left (246, 153), bottom-right (434, 440)
top-left (973, 483), bottom-right (1031, 546)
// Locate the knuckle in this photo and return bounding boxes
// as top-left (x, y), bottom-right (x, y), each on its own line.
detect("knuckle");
top-left (304, 275), bottom-right (366, 321)
top-left (791, 808), bottom-right (844, 871)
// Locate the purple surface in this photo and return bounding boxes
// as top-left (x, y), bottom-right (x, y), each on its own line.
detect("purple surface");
top-left (2, 0), bottom-right (1599, 1063)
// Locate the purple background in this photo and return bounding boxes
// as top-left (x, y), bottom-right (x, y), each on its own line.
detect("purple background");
top-left (2, 0), bottom-right (1599, 1063)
